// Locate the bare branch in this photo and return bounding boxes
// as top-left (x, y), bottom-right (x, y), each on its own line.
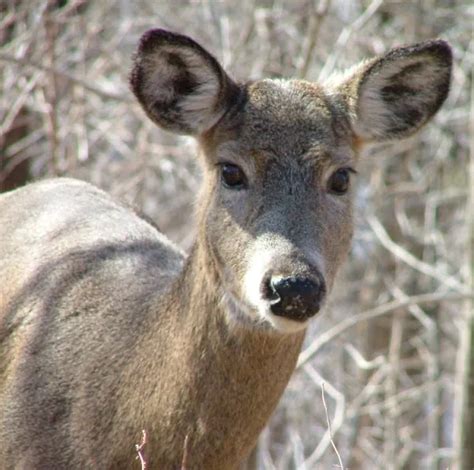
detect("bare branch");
top-left (321, 382), bottom-right (345, 469)
top-left (0, 53), bottom-right (131, 103)
top-left (181, 435), bottom-right (190, 470)
top-left (298, 292), bottom-right (474, 368)
top-left (135, 429), bottom-right (147, 470)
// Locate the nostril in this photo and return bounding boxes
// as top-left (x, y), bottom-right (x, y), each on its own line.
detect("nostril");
top-left (267, 275), bottom-right (326, 321)
top-left (261, 275), bottom-right (280, 304)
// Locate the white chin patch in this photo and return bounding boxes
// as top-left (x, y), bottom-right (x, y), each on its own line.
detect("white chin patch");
top-left (264, 313), bottom-right (309, 334)
top-left (238, 247), bottom-right (306, 334)
top-left (221, 289), bottom-right (309, 334)
top-left (238, 238), bottom-right (326, 334)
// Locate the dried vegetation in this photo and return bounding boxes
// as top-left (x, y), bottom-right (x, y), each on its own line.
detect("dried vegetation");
top-left (1, 1), bottom-right (472, 469)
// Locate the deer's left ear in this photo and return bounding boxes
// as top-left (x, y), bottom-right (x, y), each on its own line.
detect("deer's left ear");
top-left (130, 29), bottom-right (240, 136)
top-left (335, 40), bottom-right (452, 143)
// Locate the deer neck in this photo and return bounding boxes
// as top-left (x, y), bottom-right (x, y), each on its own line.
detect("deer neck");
top-left (145, 235), bottom-right (306, 465)
top-left (179, 231), bottom-right (305, 356)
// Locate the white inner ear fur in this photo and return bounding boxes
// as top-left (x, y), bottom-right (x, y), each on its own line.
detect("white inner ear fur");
top-left (354, 55), bottom-right (447, 140)
top-left (142, 45), bottom-right (225, 133)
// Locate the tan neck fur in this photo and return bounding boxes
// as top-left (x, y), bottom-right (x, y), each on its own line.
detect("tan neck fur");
top-left (125, 239), bottom-right (305, 469)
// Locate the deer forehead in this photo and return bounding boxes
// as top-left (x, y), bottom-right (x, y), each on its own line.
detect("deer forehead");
top-left (204, 79), bottom-right (354, 173)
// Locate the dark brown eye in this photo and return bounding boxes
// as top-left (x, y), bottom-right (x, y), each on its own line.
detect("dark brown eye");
top-left (220, 163), bottom-right (247, 189)
top-left (328, 168), bottom-right (353, 195)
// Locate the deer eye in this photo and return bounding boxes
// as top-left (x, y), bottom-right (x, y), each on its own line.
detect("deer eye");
top-left (220, 163), bottom-right (247, 189)
top-left (328, 168), bottom-right (354, 195)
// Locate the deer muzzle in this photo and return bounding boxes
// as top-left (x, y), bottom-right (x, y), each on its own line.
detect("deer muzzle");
top-left (262, 274), bottom-right (326, 321)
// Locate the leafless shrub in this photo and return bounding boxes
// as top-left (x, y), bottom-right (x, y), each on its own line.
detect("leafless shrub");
top-left (1, 1), bottom-right (472, 468)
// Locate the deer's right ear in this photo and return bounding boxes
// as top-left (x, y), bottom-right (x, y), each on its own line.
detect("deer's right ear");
top-left (130, 29), bottom-right (239, 136)
top-left (333, 40), bottom-right (452, 144)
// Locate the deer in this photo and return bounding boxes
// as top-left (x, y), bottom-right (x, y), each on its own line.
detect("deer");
top-left (0, 29), bottom-right (452, 469)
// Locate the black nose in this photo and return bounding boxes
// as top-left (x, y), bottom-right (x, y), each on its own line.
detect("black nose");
top-left (263, 275), bottom-right (326, 321)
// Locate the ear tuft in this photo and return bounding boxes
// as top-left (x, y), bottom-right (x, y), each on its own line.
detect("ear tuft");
top-left (130, 29), bottom-right (239, 135)
top-left (337, 39), bottom-right (452, 143)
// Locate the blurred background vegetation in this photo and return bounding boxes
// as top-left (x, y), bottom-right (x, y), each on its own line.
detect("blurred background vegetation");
top-left (1, 1), bottom-right (472, 469)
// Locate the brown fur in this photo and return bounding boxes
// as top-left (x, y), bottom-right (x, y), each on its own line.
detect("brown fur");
top-left (0, 30), bottom-right (451, 469)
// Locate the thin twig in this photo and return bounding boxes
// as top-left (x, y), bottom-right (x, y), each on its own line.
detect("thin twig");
top-left (298, 0), bottom-right (331, 78)
top-left (44, 5), bottom-right (59, 174)
top-left (0, 53), bottom-right (131, 103)
top-left (318, 0), bottom-right (383, 80)
top-left (135, 430), bottom-right (147, 470)
top-left (304, 367), bottom-right (345, 466)
top-left (181, 434), bottom-right (190, 470)
top-left (368, 215), bottom-right (468, 293)
top-left (321, 382), bottom-right (344, 469)
top-left (298, 292), bottom-right (474, 368)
